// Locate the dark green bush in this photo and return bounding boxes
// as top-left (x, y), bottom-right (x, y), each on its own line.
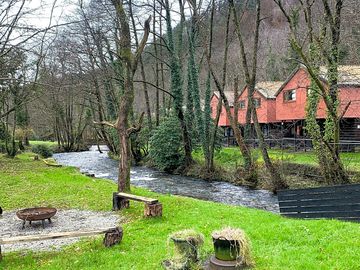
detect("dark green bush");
top-left (149, 116), bottom-right (184, 172)
top-left (31, 144), bottom-right (53, 158)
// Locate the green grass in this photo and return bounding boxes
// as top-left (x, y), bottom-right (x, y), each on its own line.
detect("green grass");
top-left (193, 147), bottom-right (360, 171)
top-left (29, 141), bottom-right (58, 147)
top-left (1, 153), bottom-right (360, 269)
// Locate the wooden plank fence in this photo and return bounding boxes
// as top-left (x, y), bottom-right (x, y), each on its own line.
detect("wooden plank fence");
top-left (278, 184), bottom-right (360, 222)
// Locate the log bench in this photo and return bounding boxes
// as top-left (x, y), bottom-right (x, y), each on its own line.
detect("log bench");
top-left (0, 227), bottom-right (123, 261)
top-left (112, 192), bottom-right (162, 217)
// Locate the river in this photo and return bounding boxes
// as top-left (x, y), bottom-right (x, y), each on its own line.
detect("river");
top-left (53, 146), bottom-right (279, 212)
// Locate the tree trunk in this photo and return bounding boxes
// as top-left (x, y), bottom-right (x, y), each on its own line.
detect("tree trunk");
top-left (164, 0), bottom-right (193, 167)
top-left (111, 0), bottom-right (151, 192)
top-left (103, 227), bottom-right (123, 247)
top-left (251, 101), bottom-right (288, 192)
top-left (144, 203), bottom-right (163, 217)
top-left (129, 1), bottom-right (152, 130)
top-left (153, 1), bottom-right (160, 126)
top-left (209, 68), bottom-right (256, 183)
top-left (208, 4), bottom-right (231, 172)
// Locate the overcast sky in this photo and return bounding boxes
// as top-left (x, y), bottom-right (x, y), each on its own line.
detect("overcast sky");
top-left (23, 0), bottom-right (77, 28)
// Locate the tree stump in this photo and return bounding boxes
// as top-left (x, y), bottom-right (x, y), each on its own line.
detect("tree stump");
top-left (144, 203), bottom-right (162, 217)
top-left (103, 227), bottom-right (123, 247)
top-left (112, 193), bottom-right (130, 211)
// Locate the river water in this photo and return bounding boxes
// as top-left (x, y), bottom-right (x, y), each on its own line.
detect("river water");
top-left (53, 146), bottom-right (279, 212)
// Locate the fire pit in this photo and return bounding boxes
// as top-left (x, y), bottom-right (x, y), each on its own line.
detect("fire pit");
top-left (16, 207), bottom-right (57, 229)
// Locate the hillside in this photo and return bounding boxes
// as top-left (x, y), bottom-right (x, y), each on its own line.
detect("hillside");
top-left (134, 0), bottom-right (360, 113)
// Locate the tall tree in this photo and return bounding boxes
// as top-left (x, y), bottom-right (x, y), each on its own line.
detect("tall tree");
top-left (208, 3), bottom-right (231, 172)
top-left (229, 0), bottom-right (287, 191)
top-left (97, 0), bottom-right (151, 192)
top-left (274, 0), bottom-right (349, 184)
top-left (162, 0), bottom-right (193, 167)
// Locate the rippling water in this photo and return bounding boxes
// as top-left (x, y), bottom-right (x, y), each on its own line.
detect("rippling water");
top-left (54, 146), bottom-right (279, 212)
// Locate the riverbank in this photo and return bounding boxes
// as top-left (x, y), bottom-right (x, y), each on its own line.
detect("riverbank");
top-left (188, 148), bottom-right (360, 190)
top-left (32, 141), bottom-right (360, 190)
top-left (53, 147), bottom-right (279, 212)
top-left (1, 153), bottom-right (359, 269)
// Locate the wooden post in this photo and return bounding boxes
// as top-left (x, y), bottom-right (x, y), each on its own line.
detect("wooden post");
top-left (112, 193), bottom-right (129, 211)
top-left (103, 227), bottom-right (123, 247)
top-left (144, 203), bottom-right (162, 217)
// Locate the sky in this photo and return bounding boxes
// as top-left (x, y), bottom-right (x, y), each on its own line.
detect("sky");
top-left (23, 0), bottom-right (77, 28)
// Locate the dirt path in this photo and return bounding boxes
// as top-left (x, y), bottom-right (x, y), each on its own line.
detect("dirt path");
top-left (0, 209), bottom-right (122, 253)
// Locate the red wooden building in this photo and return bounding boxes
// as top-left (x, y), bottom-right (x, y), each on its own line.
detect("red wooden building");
top-left (275, 65), bottom-right (360, 140)
top-left (210, 65), bottom-right (360, 143)
top-left (210, 81), bottom-right (283, 140)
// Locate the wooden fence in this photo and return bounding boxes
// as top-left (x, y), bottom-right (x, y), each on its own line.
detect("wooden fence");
top-left (278, 184), bottom-right (360, 222)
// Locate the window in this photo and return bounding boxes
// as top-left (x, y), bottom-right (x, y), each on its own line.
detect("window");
top-left (254, 98), bottom-right (261, 108)
top-left (239, 100), bottom-right (245, 109)
top-left (284, 89), bottom-right (296, 102)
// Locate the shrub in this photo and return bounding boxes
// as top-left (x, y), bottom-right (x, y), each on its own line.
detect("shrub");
top-left (0, 141), bottom-right (7, 153)
top-left (130, 123), bottom-right (152, 164)
top-left (149, 116), bottom-right (184, 172)
top-left (31, 144), bottom-right (53, 158)
top-left (0, 123), bottom-right (9, 140)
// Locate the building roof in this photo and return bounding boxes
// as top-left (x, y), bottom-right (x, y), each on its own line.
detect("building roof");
top-left (275, 65), bottom-right (360, 96)
top-left (213, 81), bottom-right (283, 105)
top-left (213, 90), bottom-right (235, 106)
top-left (255, 81), bottom-right (283, 99)
top-left (319, 65), bottom-right (360, 85)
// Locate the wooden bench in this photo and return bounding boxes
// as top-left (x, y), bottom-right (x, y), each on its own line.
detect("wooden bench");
top-left (112, 192), bottom-right (162, 217)
top-left (0, 227), bottom-right (123, 261)
top-left (278, 184), bottom-right (360, 222)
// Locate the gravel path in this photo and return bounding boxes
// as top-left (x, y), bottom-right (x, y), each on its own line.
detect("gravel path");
top-left (0, 209), bottom-right (122, 253)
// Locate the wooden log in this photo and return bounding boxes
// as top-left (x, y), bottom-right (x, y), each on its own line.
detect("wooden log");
top-left (115, 192), bottom-right (158, 204)
top-left (144, 202), bottom-right (162, 217)
top-left (0, 227), bottom-right (119, 245)
top-left (0, 227), bottom-right (123, 261)
top-left (103, 227), bottom-right (123, 247)
top-left (42, 159), bottom-right (62, 167)
top-left (113, 193), bottom-right (130, 211)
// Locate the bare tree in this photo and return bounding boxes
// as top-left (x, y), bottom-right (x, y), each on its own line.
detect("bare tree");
top-left (274, 0), bottom-right (349, 184)
top-left (207, 4), bottom-right (257, 184)
top-left (96, 0), bottom-right (151, 192)
top-left (229, 0), bottom-right (287, 191)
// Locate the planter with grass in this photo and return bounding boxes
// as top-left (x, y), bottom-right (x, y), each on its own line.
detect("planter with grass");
top-left (163, 229), bottom-right (204, 269)
top-left (210, 227), bottom-right (254, 269)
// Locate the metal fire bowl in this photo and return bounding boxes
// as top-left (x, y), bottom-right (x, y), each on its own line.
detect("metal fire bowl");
top-left (16, 207), bottom-right (57, 221)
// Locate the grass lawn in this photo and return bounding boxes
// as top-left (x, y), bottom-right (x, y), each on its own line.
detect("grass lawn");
top-left (1, 153), bottom-right (359, 269)
top-left (193, 147), bottom-right (360, 171)
top-left (29, 141), bottom-right (58, 147)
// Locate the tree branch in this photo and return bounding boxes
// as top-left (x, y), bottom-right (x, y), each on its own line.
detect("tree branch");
top-left (127, 112), bottom-right (145, 136)
top-left (134, 80), bottom-right (174, 98)
top-left (93, 120), bottom-right (117, 129)
top-left (133, 16), bottom-right (152, 73)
